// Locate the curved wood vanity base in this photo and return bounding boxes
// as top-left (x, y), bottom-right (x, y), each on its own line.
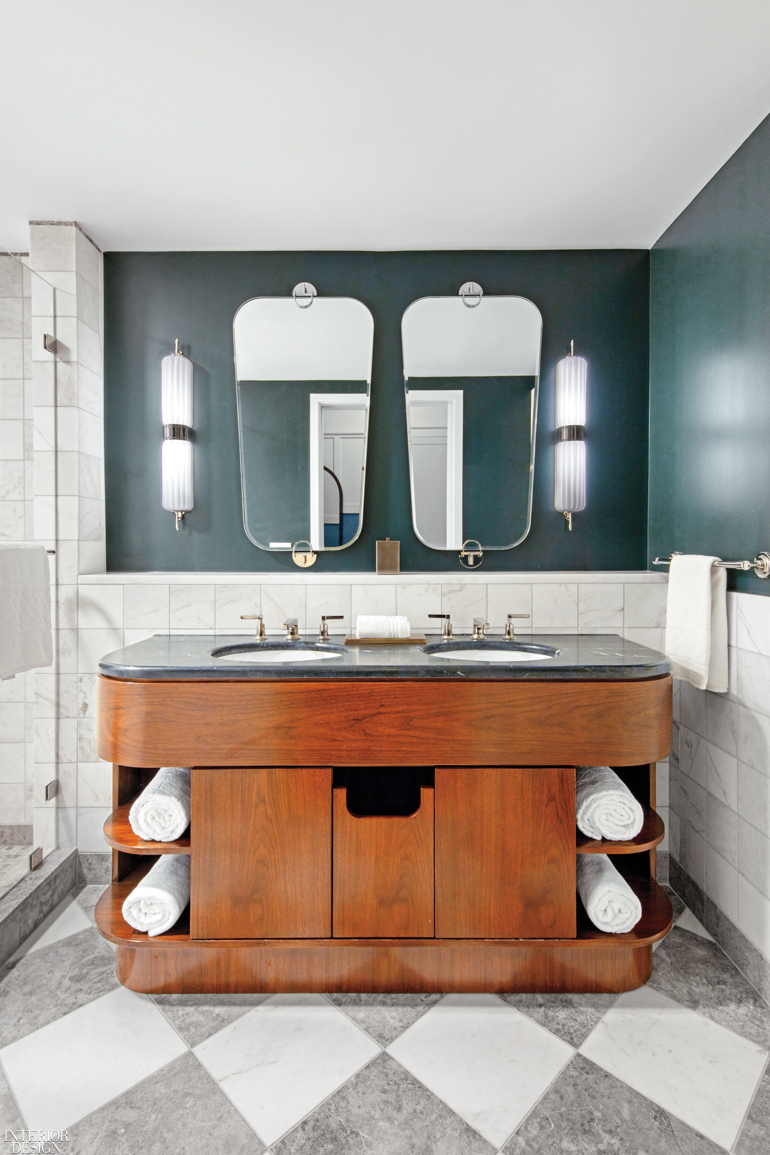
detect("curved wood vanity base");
top-left (98, 674), bottom-right (672, 767)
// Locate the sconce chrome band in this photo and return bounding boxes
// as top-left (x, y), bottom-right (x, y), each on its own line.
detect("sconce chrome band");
top-left (559, 425), bottom-right (584, 442)
top-left (163, 424), bottom-right (189, 441)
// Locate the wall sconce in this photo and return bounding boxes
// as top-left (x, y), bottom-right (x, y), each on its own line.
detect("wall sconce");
top-left (161, 339), bottom-right (194, 530)
top-left (554, 340), bottom-right (586, 530)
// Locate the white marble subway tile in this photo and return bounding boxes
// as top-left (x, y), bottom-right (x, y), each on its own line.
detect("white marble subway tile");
top-left (0, 254), bottom-right (23, 296)
top-left (54, 495), bottom-right (78, 539)
top-left (77, 628), bottom-right (123, 674)
top-left (56, 763), bottom-right (77, 809)
top-left (623, 626), bottom-right (665, 651)
top-left (739, 817), bottom-right (770, 902)
top-left (0, 672), bottom-right (25, 703)
top-left (0, 783), bottom-right (25, 824)
top-left (75, 228), bottom-right (102, 291)
top-left (54, 406), bottom-right (78, 452)
top-left (215, 584), bottom-right (261, 631)
top-left (738, 704), bottom-right (770, 776)
top-left (0, 703), bottom-right (26, 744)
top-left (76, 274), bottom-right (100, 331)
top-left (54, 360), bottom-right (78, 406)
top-left (668, 808), bottom-right (680, 859)
top-left (0, 460), bottom-right (24, 500)
top-left (78, 409), bottom-right (103, 458)
top-left (53, 316), bottom-right (77, 362)
top-left (260, 584), bottom-right (306, 633)
top-left (306, 584), bottom-right (352, 635)
top-left (623, 581), bottom-right (668, 628)
top-left (486, 583), bottom-right (533, 629)
top-left (77, 761), bottom-right (111, 807)
top-left (78, 584), bottom-right (122, 629)
top-left (0, 340), bottom-right (24, 379)
top-left (657, 805), bottom-right (670, 851)
top-left (738, 873), bottom-right (770, 960)
top-left (727, 591), bottom-right (739, 647)
top-left (738, 760), bottom-right (770, 835)
top-left (440, 584), bottom-right (487, 631)
top-left (736, 594), bottom-right (770, 657)
top-left (679, 772), bottom-right (706, 836)
top-left (56, 628), bottom-right (78, 674)
top-left (79, 497), bottom-right (104, 542)
top-left (532, 583), bottom-right (578, 629)
top-left (705, 691), bottom-right (737, 756)
top-left (679, 726), bottom-right (706, 786)
top-left (577, 583), bottom-right (623, 629)
top-left (33, 718), bottom-right (55, 764)
top-left (738, 648), bottom-right (770, 717)
top-left (55, 806), bottom-right (77, 849)
top-left (0, 299), bottom-right (23, 339)
top-left (54, 673), bottom-right (79, 719)
top-left (77, 364), bottom-right (103, 419)
top-left (656, 760), bottom-right (669, 807)
top-left (0, 418), bottom-right (24, 458)
top-left (33, 449), bottom-right (56, 497)
top-left (77, 717), bottom-right (98, 763)
top-left (79, 452), bottom-right (103, 500)
top-left (350, 584), bottom-right (397, 620)
top-left (679, 680), bottom-right (707, 737)
top-left (396, 583), bottom-right (441, 628)
top-left (170, 585), bottom-right (216, 630)
top-left (79, 541), bottom-right (105, 576)
top-left (727, 644), bottom-right (739, 702)
top-left (0, 377), bottom-right (24, 418)
top-left (57, 717), bottom-right (78, 763)
top-left (76, 320), bottom-right (102, 377)
top-left (33, 804), bottom-right (56, 852)
top-left (679, 816), bottom-right (706, 887)
top-left (0, 500), bottom-right (24, 538)
top-left (77, 673), bottom-right (97, 719)
top-left (76, 806), bottom-right (112, 852)
top-left (705, 791), bottom-right (737, 866)
top-left (124, 584), bottom-right (169, 629)
top-left (0, 744), bottom-right (25, 783)
top-left (28, 223), bottom-right (77, 272)
top-left (704, 740), bottom-right (738, 811)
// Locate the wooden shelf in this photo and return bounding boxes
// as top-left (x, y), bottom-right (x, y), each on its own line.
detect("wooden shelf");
top-left (104, 801), bottom-right (190, 855)
top-left (576, 806), bottom-right (664, 855)
top-left (95, 866), bottom-right (671, 951)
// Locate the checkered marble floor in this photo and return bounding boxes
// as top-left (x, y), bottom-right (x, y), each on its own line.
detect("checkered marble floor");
top-left (0, 886), bottom-right (768, 1154)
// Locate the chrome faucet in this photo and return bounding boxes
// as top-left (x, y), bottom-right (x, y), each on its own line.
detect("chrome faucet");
top-left (318, 615), bottom-right (343, 641)
top-left (472, 617), bottom-right (489, 641)
top-left (505, 613), bottom-right (530, 640)
top-left (428, 613), bottom-right (453, 641)
top-left (283, 618), bottom-right (300, 640)
top-left (240, 613), bottom-right (266, 641)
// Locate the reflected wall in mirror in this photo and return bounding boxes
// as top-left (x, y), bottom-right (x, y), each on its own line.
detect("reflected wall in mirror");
top-left (402, 291), bottom-right (542, 551)
top-left (233, 292), bottom-right (374, 552)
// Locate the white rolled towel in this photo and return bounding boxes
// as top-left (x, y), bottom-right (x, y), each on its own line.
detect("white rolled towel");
top-left (355, 615), bottom-right (411, 638)
top-left (575, 765), bottom-right (644, 841)
top-left (122, 854), bottom-right (190, 937)
top-left (577, 854), bottom-right (642, 934)
top-left (128, 766), bottom-right (191, 842)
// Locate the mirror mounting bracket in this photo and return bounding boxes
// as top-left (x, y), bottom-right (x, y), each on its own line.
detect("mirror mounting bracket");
top-left (292, 540), bottom-right (317, 567)
top-left (459, 281), bottom-right (483, 308)
top-left (292, 282), bottom-right (317, 308)
top-left (459, 539), bottom-right (483, 569)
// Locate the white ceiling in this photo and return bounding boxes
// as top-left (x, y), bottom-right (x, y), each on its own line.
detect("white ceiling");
top-left (3, 0), bottom-right (770, 252)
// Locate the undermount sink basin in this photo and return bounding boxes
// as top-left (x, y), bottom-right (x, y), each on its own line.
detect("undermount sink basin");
top-left (210, 642), bottom-right (345, 664)
top-left (420, 639), bottom-right (559, 663)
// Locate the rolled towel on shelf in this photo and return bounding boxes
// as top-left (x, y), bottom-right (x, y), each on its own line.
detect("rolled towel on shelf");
top-left (355, 615), bottom-right (411, 639)
top-left (121, 854), bottom-right (190, 937)
top-left (575, 765), bottom-right (644, 841)
top-left (128, 766), bottom-right (191, 842)
top-left (577, 854), bottom-right (642, 934)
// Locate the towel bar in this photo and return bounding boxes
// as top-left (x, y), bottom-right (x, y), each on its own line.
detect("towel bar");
top-left (652, 551), bottom-right (770, 578)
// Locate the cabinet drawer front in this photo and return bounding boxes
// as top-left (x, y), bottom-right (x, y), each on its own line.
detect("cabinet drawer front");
top-left (191, 767), bottom-right (331, 939)
top-left (333, 786), bottom-right (434, 938)
top-left (435, 767), bottom-right (576, 939)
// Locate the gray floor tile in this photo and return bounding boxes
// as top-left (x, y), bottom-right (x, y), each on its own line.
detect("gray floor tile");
top-left (326, 993), bottom-right (443, 1046)
top-left (503, 1052), bottom-right (725, 1154)
top-left (0, 1063), bottom-right (23, 1132)
top-left (67, 1051), bottom-right (264, 1154)
top-left (663, 884), bottom-right (686, 923)
top-left (0, 927), bottom-right (118, 1047)
top-left (499, 992), bottom-right (616, 1048)
top-left (73, 883), bottom-right (109, 925)
top-left (649, 926), bottom-right (770, 1050)
top-left (736, 1064), bottom-right (770, 1154)
top-left (272, 1051), bottom-right (494, 1155)
top-left (154, 995), bottom-right (270, 1048)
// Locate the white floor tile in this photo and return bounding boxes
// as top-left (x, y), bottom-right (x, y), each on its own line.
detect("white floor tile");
top-left (387, 993), bottom-right (573, 1148)
top-left (675, 907), bottom-right (714, 941)
top-left (579, 985), bottom-right (767, 1150)
top-left (9, 895), bottom-right (92, 961)
top-left (0, 986), bottom-right (187, 1131)
top-left (193, 992), bottom-right (380, 1146)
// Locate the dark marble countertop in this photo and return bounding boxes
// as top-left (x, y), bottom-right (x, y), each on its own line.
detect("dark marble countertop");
top-left (98, 633), bottom-right (671, 681)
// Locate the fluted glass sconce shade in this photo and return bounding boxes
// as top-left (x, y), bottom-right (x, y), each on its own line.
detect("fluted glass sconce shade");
top-left (554, 342), bottom-right (587, 530)
top-left (161, 340), bottom-right (194, 530)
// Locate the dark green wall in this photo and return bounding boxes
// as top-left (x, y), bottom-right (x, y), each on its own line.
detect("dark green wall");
top-left (649, 114), bottom-right (770, 595)
top-left (104, 250), bottom-right (649, 572)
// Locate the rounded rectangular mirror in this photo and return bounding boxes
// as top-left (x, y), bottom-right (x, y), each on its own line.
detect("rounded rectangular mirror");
top-left (402, 292), bottom-right (542, 551)
top-left (234, 293), bottom-right (374, 552)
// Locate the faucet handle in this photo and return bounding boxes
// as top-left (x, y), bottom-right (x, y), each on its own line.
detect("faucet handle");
top-left (283, 617), bottom-right (300, 640)
top-left (472, 617), bottom-right (490, 640)
top-left (505, 612), bottom-right (530, 640)
top-left (428, 613), bottom-right (453, 640)
top-left (240, 613), bottom-right (266, 640)
top-left (318, 615), bottom-right (343, 640)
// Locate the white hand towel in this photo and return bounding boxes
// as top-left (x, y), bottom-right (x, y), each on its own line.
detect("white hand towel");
top-left (0, 544), bottom-right (53, 680)
top-left (577, 854), bottom-right (642, 934)
top-left (128, 766), bottom-right (191, 842)
top-left (576, 765), bottom-right (644, 841)
top-left (122, 854), bottom-right (190, 936)
top-left (355, 615), bottom-right (411, 638)
top-left (664, 554), bottom-right (727, 692)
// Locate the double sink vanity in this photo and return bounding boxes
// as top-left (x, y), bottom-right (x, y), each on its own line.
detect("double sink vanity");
top-left (94, 626), bottom-right (672, 996)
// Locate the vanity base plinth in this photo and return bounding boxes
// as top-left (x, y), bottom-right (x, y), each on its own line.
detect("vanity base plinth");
top-left (111, 938), bottom-right (657, 995)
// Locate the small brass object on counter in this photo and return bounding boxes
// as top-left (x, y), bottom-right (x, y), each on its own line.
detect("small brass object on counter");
top-left (376, 538), bottom-right (400, 575)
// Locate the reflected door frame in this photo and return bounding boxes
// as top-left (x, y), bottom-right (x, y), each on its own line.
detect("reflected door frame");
top-left (406, 389), bottom-right (464, 551)
top-left (309, 393), bottom-right (370, 551)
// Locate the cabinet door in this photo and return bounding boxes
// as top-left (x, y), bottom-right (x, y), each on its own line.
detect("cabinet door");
top-left (435, 767), bottom-right (576, 939)
top-left (191, 767), bottom-right (331, 939)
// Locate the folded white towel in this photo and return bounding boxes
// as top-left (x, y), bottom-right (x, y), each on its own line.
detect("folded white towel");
top-left (577, 854), bottom-right (642, 934)
top-left (664, 554), bottom-right (727, 692)
top-left (355, 615), bottom-right (411, 638)
top-left (0, 544), bottom-right (53, 680)
top-left (576, 765), bottom-right (644, 841)
top-left (122, 855), bottom-right (190, 937)
top-left (128, 767), bottom-right (191, 842)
